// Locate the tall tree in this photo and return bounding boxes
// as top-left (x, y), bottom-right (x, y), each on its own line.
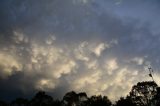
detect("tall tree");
top-left (128, 81), bottom-right (158, 106)
top-left (11, 98), bottom-right (29, 106)
top-left (30, 91), bottom-right (53, 106)
top-left (62, 91), bottom-right (78, 106)
top-left (114, 97), bottom-right (136, 106)
top-left (89, 95), bottom-right (112, 106)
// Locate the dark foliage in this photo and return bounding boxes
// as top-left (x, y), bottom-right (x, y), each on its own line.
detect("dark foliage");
top-left (114, 81), bottom-right (159, 106)
top-left (30, 91), bottom-right (54, 106)
top-left (114, 97), bottom-right (136, 106)
top-left (11, 98), bottom-right (29, 106)
top-left (0, 100), bottom-right (8, 106)
top-left (0, 81), bottom-right (160, 106)
top-left (128, 81), bottom-right (158, 106)
top-left (88, 95), bottom-right (112, 106)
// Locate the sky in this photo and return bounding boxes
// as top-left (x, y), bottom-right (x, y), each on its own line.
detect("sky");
top-left (0, 0), bottom-right (160, 102)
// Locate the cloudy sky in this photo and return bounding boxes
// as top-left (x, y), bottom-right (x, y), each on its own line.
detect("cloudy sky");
top-left (0, 0), bottom-right (160, 101)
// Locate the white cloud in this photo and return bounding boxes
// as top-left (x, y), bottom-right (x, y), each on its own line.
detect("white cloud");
top-left (131, 57), bottom-right (144, 65)
top-left (74, 41), bottom-right (90, 61)
top-left (36, 79), bottom-right (56, 90)
top-left (101, 68), bottom-right (141, 101)
top-left (0, 35), bottom-right (149, 101)
top-left (104, 58), bottom-right (118, 75)
top-left (93, 43), bottom-right (109, 57)
top-left (86, 60), bottom-right (98, 70)
top-left (72, 71), bottom-right (102, 90)
top-left (30, 43), bottom-right (61, 65)
top-left (53, 60), bottom-right (76, 78)
top-left (1, 0), bottom-right (160, 102)
top-left (0, 52), bottom-right (22, 79)
top-left (13, 31), bottom-right (28, 44)
top-left (45, 35), bottom-right (56, 45)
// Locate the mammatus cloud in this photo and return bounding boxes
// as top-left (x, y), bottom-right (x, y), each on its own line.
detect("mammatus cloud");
top-left (0, 0), bottom-right (160, 102)
top-left (104, 58), bottom-right (118, 75)
top-left (13, 31), bottom-right (29, 44)
top-left (131, 57), bottom-right (144, 65)
top-left (0, 53), bottom-right (22, 79)
top-left (0, 31), bottom-right (153, 101)
top-left (36, 79), bottom-right (56, 90)
top-left (94, 43), bottom-right (110, 57)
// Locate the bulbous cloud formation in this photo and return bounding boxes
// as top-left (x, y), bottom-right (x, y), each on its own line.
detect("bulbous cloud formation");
top-left (0, 0), bottom-right (160, 101)
top-left (0, 53), bottom-right (22, 79)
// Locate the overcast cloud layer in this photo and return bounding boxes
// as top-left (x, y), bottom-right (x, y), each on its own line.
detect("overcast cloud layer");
top-left (0, 0), bottom-right (160, 101)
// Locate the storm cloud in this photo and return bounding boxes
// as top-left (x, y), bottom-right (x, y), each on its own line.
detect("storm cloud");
top-left (0, 0), bottom-right (160, 101)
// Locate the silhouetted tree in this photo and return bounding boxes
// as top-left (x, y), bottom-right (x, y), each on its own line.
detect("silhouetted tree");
top-left (128, 81), bottom-right (158, 106)
top-left (0, 100), bottom-right (8, 106)
top-left (2, 80), bottom-right (160, 106)
top-left (151, 87), bottom-right (160, 106)
top-left (30, 91), bottom-right (53, 106)
top-left (77, 92), bottom-right (88, 106)
top-left (114, 96), bottom-right (136, 106)
top-left (62, 91), bottom-right (78, 106)
top-left (11, 98), bottom-right (29, 106)
top-left (102, 96), bottom-right (112, 106)
top-left (88, 95), bottom-right (112, 106)
top-left (52, 100), bottom-right (61, 106)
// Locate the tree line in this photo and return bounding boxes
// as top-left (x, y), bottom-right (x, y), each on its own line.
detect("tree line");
top-left (0, 81), bottom-right (160, 106)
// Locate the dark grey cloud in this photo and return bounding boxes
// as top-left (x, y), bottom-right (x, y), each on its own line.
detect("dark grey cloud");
top-left (0, 0), bottom-right (160, 101)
